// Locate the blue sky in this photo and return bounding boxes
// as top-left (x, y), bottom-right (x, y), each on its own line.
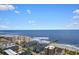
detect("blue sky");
top-left (0, 4), bottom-right (79, 30)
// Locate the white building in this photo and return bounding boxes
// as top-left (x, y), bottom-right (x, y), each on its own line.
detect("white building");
top-left (4, 49), bottom-right (18, 55)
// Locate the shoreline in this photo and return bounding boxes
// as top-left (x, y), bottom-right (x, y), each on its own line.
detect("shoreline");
top-left (49, 42), bottom-right (79, 51)
top-left (0, 34), bottom-right (79, 51)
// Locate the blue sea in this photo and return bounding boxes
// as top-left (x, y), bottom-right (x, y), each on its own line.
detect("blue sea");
top-left (0, 30), bottom-right (79, 47)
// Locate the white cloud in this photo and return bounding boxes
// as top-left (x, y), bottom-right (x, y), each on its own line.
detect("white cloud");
top-left (28, 20), bottom-right (35, 24)
top-left (65, 9), bottom-right (79, 29)
top-left (0, 25), bottom-right (9, 28)
top-left (14, 10), bottom-right (20, 14)
top-left (27, 9), bottom-right (31, 15)
top-left (66, 22), bottom-right (79, 28)
top-left (28, 20), bottom-right (36, 25)
top-left (73, 9), bottom-right (79, 14)
top-left (73, 15), bottom-right (79, 20)
top-left (73, 9), bottom-right (79, 20)
top-left (0, 4), bottom-right (15, 10)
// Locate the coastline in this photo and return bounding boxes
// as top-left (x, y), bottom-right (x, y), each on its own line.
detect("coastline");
top-left (0, 34), bottom-right (79, 52)
top-left (49, 42), bottom-right (79, 52)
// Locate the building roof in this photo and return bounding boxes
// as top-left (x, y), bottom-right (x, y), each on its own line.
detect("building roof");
top-left (45, 46), bottom-right (55, 49)
top-left (4, 49), bottom-right (18, 55)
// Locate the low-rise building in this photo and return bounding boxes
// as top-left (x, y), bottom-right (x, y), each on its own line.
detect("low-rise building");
top-left (4, 49), bottom-right (18, 55)
top-left (0, 42), bottom-right (16, 49)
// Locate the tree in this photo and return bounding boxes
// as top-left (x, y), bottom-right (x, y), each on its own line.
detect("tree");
top-left (0, 48), bottom-right (4, 54)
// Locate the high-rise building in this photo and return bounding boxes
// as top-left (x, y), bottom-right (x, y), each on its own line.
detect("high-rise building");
top-left (12, 35), bottom-right (32, 44)
top-left (44, 45), bottom-right (65, 55)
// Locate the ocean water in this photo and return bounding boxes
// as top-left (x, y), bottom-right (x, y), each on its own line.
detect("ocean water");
top-left (0, 30), bottom-right (79, 46)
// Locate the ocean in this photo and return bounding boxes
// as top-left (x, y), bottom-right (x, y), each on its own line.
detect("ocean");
top-left (0, 30), bottom-right (79, 47)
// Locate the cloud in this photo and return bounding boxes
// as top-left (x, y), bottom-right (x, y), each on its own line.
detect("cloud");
top-left (73, 9), bottom-right (79, 20)
top-left (28, 20), bottom-right (36, 25)
top-left (73, 9), bottom-right (79, 14)
top-left (0, 25), bottom-right (9, 28)
top-left (27, 9), bottom-right (31, 15)
top-left (72, 9), bottom-right (79, 21)
top-left (66, 22), bottom-right (79, 28)
top-left (0, 4), bottom-right (16, 10)
top-left (73, 15), bottom-right (79, 20)
top-left (14, 10), bottom-right (20, 14)
top-left (65, 9), bottom-right (79, 29)
top-left (28, 20), bottom-right (35, 24)
top-left (0, 4), bottom-right (20, 14)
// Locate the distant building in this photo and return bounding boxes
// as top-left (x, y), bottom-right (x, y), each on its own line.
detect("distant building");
top-left (12, 35), bottom-right (32, 44)
top-left (0, 35), bottom-right (32, 43)
top-left (0, 42), bottom-right (16, 49)
top-left (44, 45), bottom-right (65, 55)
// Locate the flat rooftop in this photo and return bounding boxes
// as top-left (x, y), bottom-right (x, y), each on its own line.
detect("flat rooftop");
top-left (4, 49), bottom-right (18, 55)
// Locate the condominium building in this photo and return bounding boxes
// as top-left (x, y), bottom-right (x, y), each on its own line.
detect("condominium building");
top-left (44, 45), bottom-right (65, 55)
top-left (12, 35), bottom-right (32, 44)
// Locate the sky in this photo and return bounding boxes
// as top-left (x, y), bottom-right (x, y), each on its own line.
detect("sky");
top-left (0, 4), bottom-right (79, 30)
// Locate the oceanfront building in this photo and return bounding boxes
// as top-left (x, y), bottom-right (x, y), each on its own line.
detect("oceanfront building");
top-left (0, 35), bottom-right (32, 54)
top-left (0, 35), bottom-right (33, 55)
top-left (12, 35), bottom-right (32, 44)
top-left (0, 34), bottom-right (79, 55)
top-left (44, 43), bottom-right (79, 55)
